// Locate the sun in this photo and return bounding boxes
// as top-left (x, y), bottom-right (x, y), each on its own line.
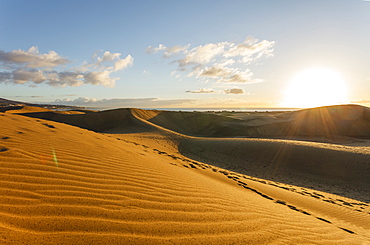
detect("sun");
top-left (282, 68), bottom-right (347, 108)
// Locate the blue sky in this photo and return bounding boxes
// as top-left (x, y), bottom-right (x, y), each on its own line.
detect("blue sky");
top-left (1, 0), bottom-right (369, 108)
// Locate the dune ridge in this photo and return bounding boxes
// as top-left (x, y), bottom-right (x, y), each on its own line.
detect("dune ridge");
top-left (133, 104), bottom-right (370, 138)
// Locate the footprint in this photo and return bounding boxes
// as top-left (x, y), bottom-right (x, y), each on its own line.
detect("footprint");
top-left (301, 210), bottom-right (311, 215)
top-left (242, 186), bottom-right (274, 200)
top-left (237, 181), bottom-right (247, 186)
top-left (316, 217), bottom-right (331, 224)
top-left (313, 192), bottom-right (325, 197)
top-left (342, 202), bottom-right (353, 207)
top-left (339, 227), bottom-right (355, 234)
top-left (42, 123), bottom-right (55, 128)
top-left (1, 137), bottom-right (9, 140)
top-left (323, 199), bottom-right (336, 204)
top-left (225, 169), bottom-right (360, 235)
top-left (287, 205), bottom-right (300, 212)
top-left (0, 147), bottom-right (9, 152)
top-left (275, 200), bottom-right (286, 205)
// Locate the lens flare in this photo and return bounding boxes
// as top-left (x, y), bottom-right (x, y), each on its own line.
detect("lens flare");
top-left (52, 149), bottom-right (59, 167)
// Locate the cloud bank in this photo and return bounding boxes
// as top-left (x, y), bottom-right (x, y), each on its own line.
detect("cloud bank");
top-left (186, 87), bottom-right (245, 95)
top-left (0, 47), bottom-right (133, 87)
top-left (186, 88), bottom-right (217, 94)
top-left (350, 99), bottom-right (370, 104)
top-left (46, 96), bottom-right (277, 109)
top-left (223, 88), bottom-right (245, 95)
top-left (53, 97), bottom-right (195, 108)
top-left (147, 37), bottom-right (274, 87)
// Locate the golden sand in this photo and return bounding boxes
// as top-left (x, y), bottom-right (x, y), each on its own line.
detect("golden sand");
top-left (0, 106), bottom-right (369, 244)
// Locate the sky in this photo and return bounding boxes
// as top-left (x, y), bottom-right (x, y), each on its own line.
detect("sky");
top-left (1, 0), bottom-right (370, 109)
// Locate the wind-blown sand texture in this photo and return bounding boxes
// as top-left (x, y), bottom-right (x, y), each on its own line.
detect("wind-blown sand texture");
top-left (1, 105), bottom-right (369, 244)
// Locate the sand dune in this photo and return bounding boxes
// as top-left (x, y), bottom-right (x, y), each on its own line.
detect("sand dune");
top-left (14, 105), bottom-right (370, 200)
top-left (133, 104), bottom-right (370, 139)
top-left (1, 107), bottom-right (369, 243)
top-left (280, 105), bottom-right (370, 138)
top-left (177, 137), bottom-right (370, 201)
top-left (144, 104), bottom-right (370, 138)
top-left (16, 105), bottom-right (370, 139)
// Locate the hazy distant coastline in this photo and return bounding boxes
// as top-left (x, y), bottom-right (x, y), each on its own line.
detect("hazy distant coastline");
top-left (86, 107), bottom-right (300, 112)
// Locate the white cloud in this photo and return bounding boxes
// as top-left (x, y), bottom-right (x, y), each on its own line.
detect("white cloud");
top-left (199, 66), bottom-right (234, 78)
top-left (147, 36), bottom-right (274, 89)
top-left (0, 46), bottom-right (69, 68)
top-left (223, 88), bottom-right (245, 94)
top-left (12, 69), bottom-right (46, 84)
top-left (222, 71), bottom-right (257, 84)
top-left (93, 51), bottom-right (133, 72)
top-left (217, 59), bottom-right (235, 67)
top-left (186, 88), bottom-right (217, 94)
top-left (198, 66), bottom-right (256, 84)
top-left (84, 70), bottom-right (117, 88)
top-left (96, 51), bottom-right (121, 65)
top-left (145, 44), bottom-right (167, 54)
top-left (164, 45), bottom-right (189, 57)
top-left (113, 55), bottom-right (133, 71)
top-left (176, 42), bottom-right (226, 67)
top-left (225, 37), bottom-right (275, 62)
top-left (175, 43), bottom-right (227, 67)
top-left (146, 44), bottom-right (190, 58)
top-left (0, 47), bottom-right (133, 87)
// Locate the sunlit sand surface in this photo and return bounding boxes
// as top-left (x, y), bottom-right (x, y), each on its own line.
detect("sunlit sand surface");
top-left (0, 105), bottom-right (369, 244)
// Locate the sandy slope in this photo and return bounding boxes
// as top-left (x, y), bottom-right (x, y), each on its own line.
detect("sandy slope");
top-left (130, 108), bottom-right (370, 200)
top-left (19, 105), bottom-right (368, 202)
top-left (0, 110), bottom-right (369, 244)
top-left (9, 105), bottom-right (370, 199)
